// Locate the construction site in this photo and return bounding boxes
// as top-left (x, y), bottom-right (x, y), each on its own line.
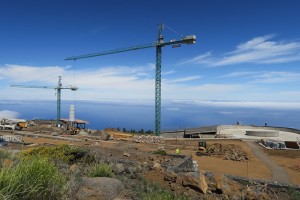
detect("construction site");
top-left (0, 116), bottom-right (300, 199)
top-left (0, 24), bottom-right (299, 199)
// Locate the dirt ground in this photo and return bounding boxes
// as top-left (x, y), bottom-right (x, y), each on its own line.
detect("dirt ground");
top-left (2, 130), bottom-right (300, 186)
top-left (1, 129), bottom-right (300, 200)
top-left (262, 148), bottom-right (300, 184)
top-left (20, 136), bottom-right (300, 185)
top-left (164, 140), bottom-right (272, 180)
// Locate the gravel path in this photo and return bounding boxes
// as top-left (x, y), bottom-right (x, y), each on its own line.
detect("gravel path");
top-left (246, 141), bottom-right (291, 184)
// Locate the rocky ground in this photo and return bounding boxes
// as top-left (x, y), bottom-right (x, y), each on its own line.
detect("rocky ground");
top-left (1, 126), bottom-right (300, 200)
top-left (83, 142), bottom-right (299, 200)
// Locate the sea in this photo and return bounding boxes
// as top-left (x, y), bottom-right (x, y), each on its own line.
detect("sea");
top-left (1, 100), bottom-right (300, 131)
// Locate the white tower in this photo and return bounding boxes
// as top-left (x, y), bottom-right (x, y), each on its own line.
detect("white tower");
top-left (69, 105), bottom-right (75, 122)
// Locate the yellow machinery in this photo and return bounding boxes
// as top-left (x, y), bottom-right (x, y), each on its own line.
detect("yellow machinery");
top-left (70, 127), bottom-right (80, 135)
top-left (16, 121), bottom-right (27, 130)
top-left (0, 119), bottom-right (27, 131)
top-left (196, 141), bottom-right (208, 156)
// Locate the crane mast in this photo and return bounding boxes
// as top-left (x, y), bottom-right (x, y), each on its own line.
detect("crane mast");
top-left (57, 76), bottom-right (62, 127)
top-left (155, 24), bottom-right (163, 135)
top-left (65, 24), bottom-right (196, 135)
top-left (11, 76), bottom-right (78, 127)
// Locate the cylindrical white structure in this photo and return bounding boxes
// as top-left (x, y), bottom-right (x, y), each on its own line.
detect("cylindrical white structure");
top-left (69, 105), bottom-right (75, 122)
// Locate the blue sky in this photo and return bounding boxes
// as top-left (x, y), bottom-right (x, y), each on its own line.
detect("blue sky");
top-left (1, 0), bottom-right (300, 117)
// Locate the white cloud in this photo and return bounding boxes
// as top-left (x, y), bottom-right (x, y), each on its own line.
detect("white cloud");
top-left (2, 64), bottom-right (300, 103)
top-left (0, 110), bottom-right (20, 119)
top-left (165, 107), bottom-right (180, 111)
top-left (3, 64), bottom-right (244, 101)
top-left (281, 91), bottom-right (300, 95)
top-left (180, 52), bottom-right (213, 65)
top-left (165, 75), bottom-right (201, 83)
top-left (0, 64), bottom-right (65, 83)
top-left (1, 64), bottom-right (205, 100)
top-left (222, 71), bottom-right (300, 83)
top-left (174, 100), bottom-right (300, 110)
top-left (252, 71), bottom-right (300, 83)
top-left (183, 35), bottom-right (300, 66)
top-left (192, 84), bottom-right (242, 92)
top-left (222, 71), bottom-right (258, 78)
top-left (0, 64), bottom-right (155, 100)
top-left (219, 111), bottom-right (234, 115)
top-left (162, 70), bottom-right (176, 75)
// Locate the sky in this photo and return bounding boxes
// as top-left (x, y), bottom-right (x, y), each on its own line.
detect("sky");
top-left (1, 0), bottom-right (300, 128)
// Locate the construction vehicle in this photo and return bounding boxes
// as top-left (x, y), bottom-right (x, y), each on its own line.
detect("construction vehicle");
top-left (196, 141), bottom-right (209, 156)
top-left (15, 121), bottom-right (27, 130)
top-left (0, 118), bottom-right (28, 131)
top-left (70, 127), bottom-right (80, 135)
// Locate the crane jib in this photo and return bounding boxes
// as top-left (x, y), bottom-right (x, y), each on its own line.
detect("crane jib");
top-left (64, 35), bottom-right (196, 61)
top-left (65, 43), bottom-right (156, 61)
top-left (65, 24), bottom-right (196, 135)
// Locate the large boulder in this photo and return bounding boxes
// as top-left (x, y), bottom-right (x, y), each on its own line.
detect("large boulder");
top-left (178, 175), bottom-right (203, 193)
top-left (152, 162), bottom-right (162, 170)
top-left (113, 163), bottom-right (125, 174)
top-left (75, 177), bottom-right (124, 200)
top-left (199, 171), bottom-right (208, 194)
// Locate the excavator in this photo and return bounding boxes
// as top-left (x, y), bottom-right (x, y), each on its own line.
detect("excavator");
top-left (196, 141), bottom-right (209, 156)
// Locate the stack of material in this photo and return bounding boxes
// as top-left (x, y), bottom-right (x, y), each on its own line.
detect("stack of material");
top-left (259, 139), bottom-right (286, 149)
top-left (0, 135), bottom-right (23, 143)
top-left (133, 135), bottom-right (164, 144)
top-left (207, 143), bottom-right (249, 161)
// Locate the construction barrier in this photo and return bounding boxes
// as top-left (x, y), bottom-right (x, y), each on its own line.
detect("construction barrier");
top-left (133, 135), bottom-right (164, 144)
top-left (0, 135), bottom-right (23, 143)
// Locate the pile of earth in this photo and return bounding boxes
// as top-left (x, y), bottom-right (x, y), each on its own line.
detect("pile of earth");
top-left (207, 143), bottom-right (249, 161)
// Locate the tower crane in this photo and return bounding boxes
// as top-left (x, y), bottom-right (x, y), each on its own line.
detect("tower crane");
top-left (10, 76), bottom-right (78, 127)
top-left (65, 24), bottom-right (196, 135)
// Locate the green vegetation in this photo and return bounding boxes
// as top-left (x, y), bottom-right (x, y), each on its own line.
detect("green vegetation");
top-left (153, 149), bottom-right (167, 155)
top-left (0, 150), bottom-right (12, 160)
top-left (290, 188), bottom-right (300, 200)
top-left (0, 149), bottom-right (16, 164)
top-left (89, 163), bottom-right (114, 178)
top-left (118, 127), bottom-right (153, 134)
top-left (0, 157), bottom-right (66, 200)
top-left (20, 144), bottom-right (87, 163)
top-left (133, 178), bottom-right (189, 200)
top-left (236, 179), bottom-right (250, 186)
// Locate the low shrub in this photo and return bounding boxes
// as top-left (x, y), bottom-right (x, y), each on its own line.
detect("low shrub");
top-left (0, 150), bottom-right (11, 160)
top-left (133, 176), bottom-right (188, 200)
top-left (89, 163), bottom-right (113, 178)
top-left (290, 188), bottom-right (300, 200)
top-left (0, 157), bottom-right (66, 200)
top-left (153, 149), bottom-right (167, 155)
top-left (0, 149), bottom-right (15, 163)
top-left (20, 144), bottom-right (87, 163)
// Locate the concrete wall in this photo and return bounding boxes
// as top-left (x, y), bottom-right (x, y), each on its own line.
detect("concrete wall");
top-left (217, 125), bottom-right (300, 134)
top-left (161, 125), bottom-right (300, 138)
top-left (160, 131), bottom-right (184, 138)
top-left (246, 131), bottom-right (279, 137)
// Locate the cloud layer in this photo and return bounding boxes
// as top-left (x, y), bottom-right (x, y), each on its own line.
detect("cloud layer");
top-left (222, 71), bottom-right (300, 83)
top-left (0, 110), bottom-right (20, 119)
top-left (183, 35), bottom-right (300, 66)
top-left (174, 100), bottom-right (300, 110)
top-left (1, 32), bottom-right (300, 106)
top-left (0, 64), bottom-right (206, 100)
